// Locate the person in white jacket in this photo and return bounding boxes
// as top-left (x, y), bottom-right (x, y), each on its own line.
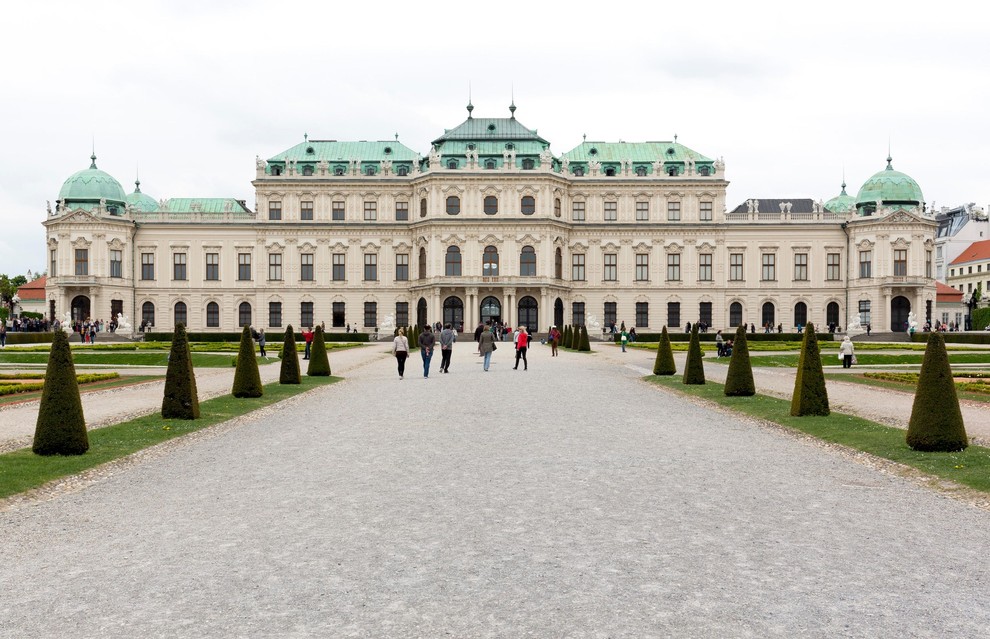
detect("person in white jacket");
top-left (839, 335), bottom-right (855, 369)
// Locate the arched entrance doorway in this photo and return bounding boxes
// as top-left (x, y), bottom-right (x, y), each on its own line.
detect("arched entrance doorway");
top-left (71, 295), bottom-right (90, 322)
top-left (480, 296), bottom-right (501, 325)
top-left (826, 302), bottom-right (840, 328)
top-left (891, 296), bottom-right (911, 331)
top-left (761, 302), bottom-right (775, 329)
top-left (554, 298), bottom-right (564, 328)
top-left (417, 298), bottom-right (428, 328)
top-left (794, 302), bottom-right (808, 328)
top-left (517, 296), bottom-right (538, 331)
top-left (443, 296), bottom-right (464, 330)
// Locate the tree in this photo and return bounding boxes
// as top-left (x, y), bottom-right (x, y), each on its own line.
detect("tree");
top-left (682, 323), bottom-right (705, 385)
top-left (724, 325), bottom-right (755, 396)
top-left (33, 329), bottom-right (89, 455)
top-left (161, 323), bottom-right (200, 419)
top-left (279, 325), bottom-right (301, 384)
top-left (578, 325), bottom-right (591, 352)
top-left (906, 332), bottom-right (968, 451)
top-left (653, 326), bottom-right (676, 375)
top-left (307, 325), bottom-right (331, 376)
top-left (231, 325), bottom-right (263, 398)
top-left (790, 322), bottom-right (829, 416)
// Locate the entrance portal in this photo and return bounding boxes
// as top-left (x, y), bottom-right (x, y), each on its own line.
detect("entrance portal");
top-left (71, 295), bottom-right (90, 322)
top-left (891, 296), bottom-right (911, 331)
top-left (480, 296), bottom-right (501, 325)
top-left (417, 298), bottom-right (428, 328)
top-left (554, 298), bottom-right (564, 328)
top-left (443, 296), bottom-right (464, 331)
top-left (517, 296), bottom-right (538, 331)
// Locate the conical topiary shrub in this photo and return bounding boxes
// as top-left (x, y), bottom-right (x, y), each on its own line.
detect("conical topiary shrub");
top-left (682, 323), bottom-right (706, 385)
top-left (562, 325), bottom-right (571, 349)
top-left (790, 322), bottom-right (829, 416)
top-left (409, 325), bottom-right (419, 354)
top-left (162, 323), bottom-right (200, 419)
top-left (578, 325), bottom-right (591, 352)
top-left (280, 325), bottom-right (301, 384)
top-left (232, 325), bottom-right (263, 398)
top-left (33, 328), bottom-right (89, 455)
top-left (724, 325), bottom-right (755, 396)
top-left (307, 325), bottom-right (331, 376)
top-left (653, 326), bottom-right (676, 375)
top-left (906, 332), bottom-right (968, 451)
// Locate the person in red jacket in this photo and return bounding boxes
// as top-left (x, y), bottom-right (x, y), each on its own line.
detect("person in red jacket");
top-left (302, 327), bottom-right (314, 360)
top-left (513, 326), bottom-right (530, 370)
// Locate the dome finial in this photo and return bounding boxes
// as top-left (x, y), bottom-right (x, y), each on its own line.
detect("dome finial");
top-left (467, 82), bottom-right (474, 118)
top-left (886, 138), bottom-right (893, 170)
top-left (509, 83), bottom-right (516, 118)
top-left (134, 163), bottom-right (141, 193)
top-left (841, 166), bottom-right (847, 194)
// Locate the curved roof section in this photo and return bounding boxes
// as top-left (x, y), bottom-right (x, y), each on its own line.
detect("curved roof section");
top-left (561, 141), bottom-right (713, 165)
top-left (432, 116), bottom-right (549, 146)
top-left (268, 140), bottom-right (419, 164)
top-left (855, 157), bottom-right (924, 210)
top-left (58, 154), bottom-right (127, 206)
top-left (126, 179), bottom-right (160, 212)
top-left (824, 182), bottom-right (855, 213)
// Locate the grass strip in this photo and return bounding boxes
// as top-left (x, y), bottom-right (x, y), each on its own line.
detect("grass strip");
top-left (628, 341), bottom-right (989, 353)
top-left (744, 353), bottom-right (990, 367)
top-left (824, 372), bottom-right (990, 404)
top-left (0, 375), bottom-right (162, 406)
top-left (646, 375), bottom-right (990, 493)
top-left (0, 375), bottom-right (340, 499)
top-left (0, 352), bottom-right (283, 367)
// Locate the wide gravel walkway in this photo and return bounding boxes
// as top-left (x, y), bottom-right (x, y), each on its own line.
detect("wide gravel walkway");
top-left (2, 343), bottom-right (990, 637)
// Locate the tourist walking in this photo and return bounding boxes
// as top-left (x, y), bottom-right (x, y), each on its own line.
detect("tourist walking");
top-left (418, 325), bottom-right (436, 378)
top-left (302, 327), bottom-right (314, 359)
top-left (439, 323), bottom-right (455, 373)
top-left (619, 327), bottom-right (628, 352)
top-left (0, 323), bottom-right (6, 348)
top-left (258, 329), bottom-right (266, 357)
top-left (715, 330), bottom-right (724, 357)
top-left (549, 325), bottom-right (561, 356)
top-left (478, 321), bottom-right (496, 371)
top-left (514, 326), bottom-right (529, 370)
top-left (392, 327), bottom-right (409, 379)
top-left (839, 335), bottom-right (856, 368)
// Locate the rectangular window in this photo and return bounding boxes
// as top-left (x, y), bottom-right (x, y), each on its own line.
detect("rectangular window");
top-left (173, 253), bottom-right (187, 280)
top-left (698, 253), bottom-right (712, 282)
top-left (761, 253), bottom-right (776, 281)
top-left (699, 302), bottom-right (713, 327)
top-left (300, 253), bottom-right (314, 281)
top-left (794, 253), bottom-right (808, 281)
top-left (700, 201), bottom-right (713, 221)
top-left (206, 253), bottom-right (219, 281)
top-left (729, 253), bottom-right (744, 281)
top-left (926, 250), bottom-right (932, 278)
top-left (604, 253), bottom-right (617, 281)
top-left (666, 254), bottom-right (681, 281)
top-left (572, 254), bottom-right (586, 281)
top-left (636, 302), bottom-right (649, 327)
top-left (826, 253), bottom-right (841, 281)
top-left (268, 201), bottom-right (282, 221)
top-left (859, 300), bottom-right (871, 326)
top-left (269, 302), bottom-right (282, 327)
top-left (604, 201), bottom-right (617, 221)
top-left (893, 249), bottom-right (908, 276)
top-left (604, 301), bottom-right (617, 326)
top-left (237, 253), bottom-right (251, 281)
top-left (268, 253), bottom-right (282, 281)
top-left (636, 201), bottom-right (649, 221)
top-left (395, 201), bottom-right (409, 221)
top-left (859, 250), bottom-right (872, 278)
top-left (395, 302), bottom-right (409, 328)
top-left (300, 200), bottom-right (314, 221)
top-left (51, 249), bottom-right (57, 277)
top-left (667, 302), bottom-right (681, 327)
top-left (364, 254), bottom-right (378, 281)
top-left (572, 201), bottom-right (585, 221)
top-left (635, 254), bottom-right (649, 281)
top-left (109, 249), bottom-right (122, 278)
top-left (364, 201), bottom-right (377, 221)
top-left (332, 302), bottom-right (345, 327)
top-left (74, 249), bottom-right (89, 276)
top-left (332, 201), bottom-right (345, 221)
top-left (300, 301), bottom-right (313, 328)
top-left (333, 254), bottom-right (346, 281)
top-left (364, 301), bottom-right (377, 328)
top-left (572, 302), bottom-right (585, 326)
top-left (667, 201), bottom-right (681, 221)
top-left (140, 252), bottom-right (154, 280)
top-left (395, 253), bottom-right (409, 281)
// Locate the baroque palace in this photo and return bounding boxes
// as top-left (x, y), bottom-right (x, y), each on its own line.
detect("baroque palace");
top-left (44, 103), bottom-right (937, 336)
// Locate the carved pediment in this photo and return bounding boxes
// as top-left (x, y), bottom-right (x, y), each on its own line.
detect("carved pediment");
top-left (665, 242), bottom-right (683, 254)
top-left (72, 236), bottom-right (93, 248)
top-left (441, 234), bottom-right (465, 245)
top-left (362, 240), bottom-right (381, 251)
top-left (697, 242), bottom-right (716, 252)
top-left (891, 237), bottom-right (910, 248)
top-left (569, 241), bottom-right (589, 251)
top-left (330, 241), bottom-right (348, 252)
top-left (884, 210), bottom-right (920, 224)
top-left (479, 234), bottom-right (502, 246)
top-left (299, 242), bottom-right (317, 252)
top-left (517, 233), bottom-right (540, 245)
top-left (266, 242), bottom-right (285, 252)
top-left (632, 241), bottom-right (651, 252)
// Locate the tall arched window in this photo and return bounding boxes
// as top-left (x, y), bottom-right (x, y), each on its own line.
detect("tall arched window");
top-left (555, 247), bottom-right (563, 279)
top-left (729, 302), bottom-right (743, 327)
top-left (446, 196), bottom-right (460, 215)
top-left (420, 198), bottom-right (427, 217)
top-left (521, 196), bottom-right (535, 215)
top-left (238, 302), bottom-right (252, 327)
top-left (517, 296), bottom-right (538, 329)
top-left (484, 196), bottom-right (498, 215)
top-left (206, 301), bottom-right (220, 328)
top-left (826, 302), bottom-right (840, 327)
top-left (142, 301), bottom-right (155, 327)
top-left (418, 248), bottom-right (427, 280)
top-left (520, 246), bottom-right (536, 276)
top-left (445, 246), bottom-right (462, 276)
top-left (794, 302), bottom-right (808, 327)
top-left (174, 301), bottom-right (187, 327)
top-left (761, 302), bottom-right (775, 328)
top-left (483, 246), bottom-right (499, 277)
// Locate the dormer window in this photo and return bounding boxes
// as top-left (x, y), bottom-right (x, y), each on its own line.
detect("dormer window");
top-left (487, 124), bottom-right (496, 132)
top-left (698, 165), bottom-right (711, 176)
top-left (306, 146), bottom-right (315, 155)
top-left (364, 166), bottom-right (376, 176)
top-left (505, 143), bottom-right (515, 150)
top-left (396, 165), bottom-right (408, 176)
top-left (605, 167), bottom-right (616, 176)
top-left (522, 158), bottom-right (535, 170)
top-left (271, 165), bottom-right (282, 176)
top-left (383, 146), bottom-right (392, 155)
top-left (333, 166), bottom-right (345, 176)
top-left (589, 148), bottom-right (598, 156)
top-left (447, 159), bottom-right (458, 169)
top-left (573, 167), bottom-right (585, 177)
top-left (302, 165), bottom-right (314, 176)
top-left (635, 166), bottom-right (647, 176)
top-left (485, 159), bottom-right (496, 170)
top-left (667, 166), bottom-right (678, 176)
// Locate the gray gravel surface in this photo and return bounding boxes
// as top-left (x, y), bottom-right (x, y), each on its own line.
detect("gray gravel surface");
top-left (2, 344), bottom-right (990, 637)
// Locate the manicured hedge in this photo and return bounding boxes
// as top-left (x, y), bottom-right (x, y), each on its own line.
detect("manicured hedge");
top-left (972, 307), bottom-right (990, 331)
top-left (145, 331), bottom-right (369, 343)
top-left (622, 332), bottom-right (834, 343)
top-left (4, 333), bottom-right (55, 345)
top-left (910, 331), bottom-right (990, 345)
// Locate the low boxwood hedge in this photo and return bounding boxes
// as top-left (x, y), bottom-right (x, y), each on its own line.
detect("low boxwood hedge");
top-left (910, 332), bottom-right (990, 345)
top-left (619, 332), bottom-right (834, 343)
top-left (145, 331), bottom-right (370, 343)
top-left (3, 333), bottom-right (55, 345)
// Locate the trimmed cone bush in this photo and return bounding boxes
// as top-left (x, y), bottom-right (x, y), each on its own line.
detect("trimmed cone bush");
top-left (562, 325), bottom-right (571, 349)
top-left (33, 329), bottom-right (89, 455)
top-left (724, 325), bottom-right (755, 396)
top-left (653, 326), bottom-right (676, 375)
top-left (307, 325), bottom-right (331, 376)
top-left (578, 325), bottom-right (591, 351)
top-left (682, 324), bottom-right (706, 385)
top-left (790, 322), bottom-right (829, 416)
top-left (161, 323), bottom-right (200, 419)
top-left (231, 325), bottom-right (263, 398)
top-left (280, 325), bottom-right (301, 384)
top-left (906, 332), bottom-right (968, 451)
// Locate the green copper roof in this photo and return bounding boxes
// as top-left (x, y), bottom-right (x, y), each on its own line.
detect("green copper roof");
top-left (560, 141), bottom-right (713, 166)
top-left (268, 140), bottom-right (419, 165)
top-left (58, 154), bottom-right (127, 205)
top-left (159, 198), bottom-right (250, 214)
top-left (126, 179), bottom-right (159, 212)
top-left (438, 140), bottom-right (548, 156)
top-left (855, 157), bottom-right (924, 211)
top-left (823, 182), bottom-right (856, 213)
top-left (432, 116), bottom-right (549, 146)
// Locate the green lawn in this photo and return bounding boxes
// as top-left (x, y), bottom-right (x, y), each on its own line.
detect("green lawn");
top-left (628, 341), bottom-right (986, 353)
top-left (0, 351), bottom-right (279, 367)
top-left (646, 375), bottom-right (990, 493)
top-left (825, 372), bottom-right (990, 404)
top-left (747, 353), bottom-right (990, 367)
top-left (0, 375), bottom-right (341, 499)
top-left (0, 374), bottom-right (164, 405)
top-left (7, 341), bottom-right (364, 354)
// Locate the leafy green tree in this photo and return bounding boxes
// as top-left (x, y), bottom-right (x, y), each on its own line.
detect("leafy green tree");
top-left (33, 329), bottom-right (89, 455)
top-left (279, 325), bottom-right (301, 384)
top-left (161, 323), bottom-right (200, 419)
top-left (906, 332), bottom-right (968, 451)
top-left (724, 325), bottom-right (755, 396)
top-left (682, 323), bottom-right (706, 385)
top-left (307, 325), bottom-right (331, 376)
top-left (653, 326), bottom-right (676, 375)
top-left (790, 322), bottom-right (829, 416)
top-left (231, 325), bottom-right (263, 398)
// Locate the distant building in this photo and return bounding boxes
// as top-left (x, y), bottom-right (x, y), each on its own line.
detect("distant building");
top-left (946, 238), bottom-right (990, 305)
top-left (935, 281), bottom-right (965, 329)
top-left (14, 275), bottom-right (47, 317)
top-left (934, 203), bottom-right (989, 281)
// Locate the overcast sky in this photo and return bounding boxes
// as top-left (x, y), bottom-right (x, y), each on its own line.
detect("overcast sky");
top-left (2, 0), bottom-right (987, 276)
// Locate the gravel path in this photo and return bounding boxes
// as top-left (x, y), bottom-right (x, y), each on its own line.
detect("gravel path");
top-left (2, 343), bottom-right (990, 637)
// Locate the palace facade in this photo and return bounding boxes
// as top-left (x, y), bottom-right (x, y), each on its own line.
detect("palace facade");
top-left (43, 104), bottom-right (937, 336)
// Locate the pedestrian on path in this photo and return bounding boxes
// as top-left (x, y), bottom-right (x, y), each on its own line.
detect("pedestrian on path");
top-left (392, 327), bottom-right (409, 379)
top-left (549, 325), bottom-right (560, 356)
top-left (257, 329), bottom-right (266, 358)
top-left (715, 330), bottom-right (724, 357)
top-left (0, 323), bottom-right (6, 348)
top-left (418, 325), bottom-right (436, 378)
top-left (514, 326), bottom-right (529, 370)
top-left (619, 328), bottom-right (628, 352)
top-left (302, 327), bottom-right (314, 359)
top-left (478, 320), bottom-right (496, 371)
top-left (439, 323), bottom-right (455, 373)
top-left (839, 335), bottom-right (856, 368)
